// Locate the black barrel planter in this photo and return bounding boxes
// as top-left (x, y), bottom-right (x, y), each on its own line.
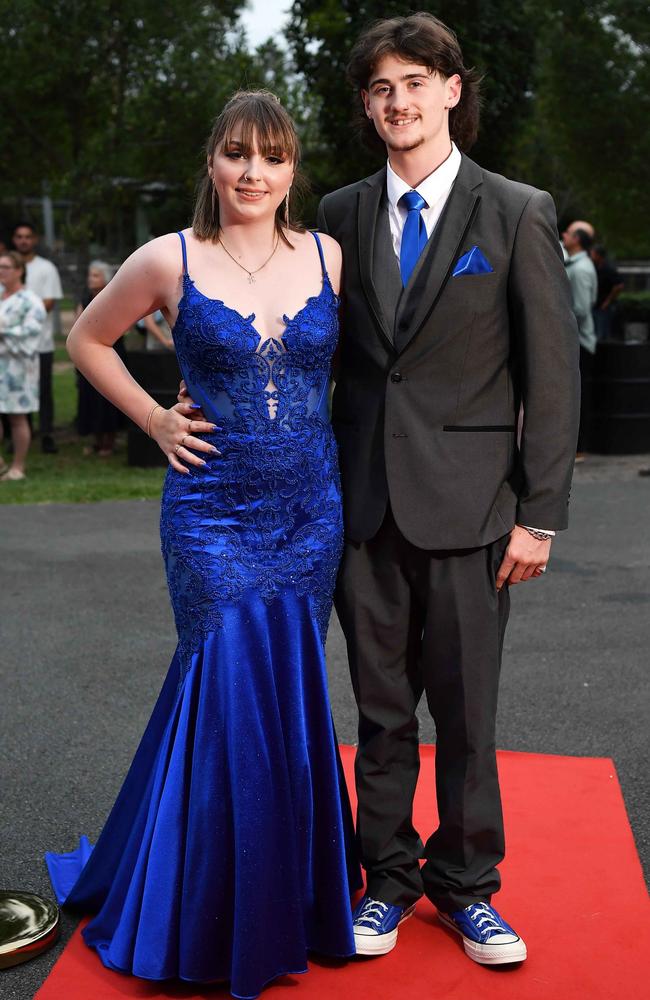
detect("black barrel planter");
top-left (590, 342), bottom-right (650, 454)
top-left (125, 351), bottom-right (182, 467)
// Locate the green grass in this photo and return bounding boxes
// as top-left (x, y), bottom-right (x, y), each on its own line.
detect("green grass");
top-left (0, 345), bottom-right (165, 505)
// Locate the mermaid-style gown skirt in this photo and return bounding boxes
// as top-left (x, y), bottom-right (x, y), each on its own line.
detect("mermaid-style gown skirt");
top-left (46, 232), bottom-right (360, 999)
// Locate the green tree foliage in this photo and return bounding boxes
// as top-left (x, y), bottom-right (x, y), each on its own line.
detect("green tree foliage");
top-left (287, 0), bottom-right (548, 196)
top-left (0, 0), bottom-right (251, 255)
top-left (516, 1), bottom-right (650, 255)
top-left (1, 1), bottom-right (646, 259)
top-left (287, 1), bottom-right (648, 256)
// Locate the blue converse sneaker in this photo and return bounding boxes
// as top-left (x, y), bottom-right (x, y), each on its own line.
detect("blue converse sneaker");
top-left (438, 902), bottom-right (527, 964)
top-left (352, 895), bottom-right (416, 955)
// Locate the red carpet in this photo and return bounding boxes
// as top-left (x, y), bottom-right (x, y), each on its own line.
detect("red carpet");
top-left (36, 747), bottom-right (649, 1000)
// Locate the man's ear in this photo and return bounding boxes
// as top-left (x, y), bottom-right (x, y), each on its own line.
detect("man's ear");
top-left (445, 74), bottom-right (462, 110)
top-left (361, 90), bottom-right (372, 119)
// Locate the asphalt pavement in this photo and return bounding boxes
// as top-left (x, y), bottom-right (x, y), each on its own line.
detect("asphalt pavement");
top-left (1, 454), bottom-right (648, 999)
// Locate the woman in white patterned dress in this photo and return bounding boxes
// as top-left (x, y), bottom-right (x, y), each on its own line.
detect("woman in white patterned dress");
top-left (0, 250), bottom-right (46, 481)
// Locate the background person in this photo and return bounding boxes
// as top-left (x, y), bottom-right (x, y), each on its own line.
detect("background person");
top-left (137, 310), bottom-right (175, 350)
top-left (12, 222), bottom-right (63, 454)
top-left (75, 260), bottom-right (126, 457)
top-left (591, 244), bottom-right (624, 341)
top-left (562, 222), bottom-right (598, 457)
top-left (0, 251), bottom-right (46, 481)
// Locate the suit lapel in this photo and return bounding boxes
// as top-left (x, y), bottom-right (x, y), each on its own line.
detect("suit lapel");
top-left (357, 168), bottom-right (396, 351)
top-left (395, 156), bottom-right (484, 354)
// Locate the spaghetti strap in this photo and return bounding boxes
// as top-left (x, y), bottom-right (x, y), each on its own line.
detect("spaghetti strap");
top-left (311, 230), bottom-right (328, 280)
top-left (177, 231), bottom-right (188, 276)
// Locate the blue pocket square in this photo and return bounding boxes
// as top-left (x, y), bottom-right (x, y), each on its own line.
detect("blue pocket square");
top-left (452, 246), bottom-right (494, 277)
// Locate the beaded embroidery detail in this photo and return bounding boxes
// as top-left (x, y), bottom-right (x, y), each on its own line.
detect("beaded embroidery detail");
top-left (160, 233), bottom-right (342, 672)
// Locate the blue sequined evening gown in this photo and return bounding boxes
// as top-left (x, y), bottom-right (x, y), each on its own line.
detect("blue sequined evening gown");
top-left (46, 231), bottom-right (360, 999)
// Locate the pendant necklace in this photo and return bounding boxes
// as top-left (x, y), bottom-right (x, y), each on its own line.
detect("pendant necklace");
top-left (217, 232), bottom-right (280, 284)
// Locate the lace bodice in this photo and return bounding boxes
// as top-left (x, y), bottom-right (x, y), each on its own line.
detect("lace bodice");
top-left (160, 231), bottom-right (342, 671)
top-left (171, 230), bottom-right (338, 429)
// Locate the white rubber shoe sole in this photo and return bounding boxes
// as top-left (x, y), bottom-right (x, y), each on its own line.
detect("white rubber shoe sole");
top-left (353, 903), bottom-right (416, 956)
top-left (438, 911), bottom-right (527, 964)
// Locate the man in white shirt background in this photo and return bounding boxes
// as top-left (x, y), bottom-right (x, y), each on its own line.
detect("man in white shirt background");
top-left (12, 222), bottom-right (63, 454)
top-left (562, 221), bottom-right (598, 459)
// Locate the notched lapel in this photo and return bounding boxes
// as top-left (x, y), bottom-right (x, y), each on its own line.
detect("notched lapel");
top-left (357, 169), bottom-right (395, 350)
top-left (397, 157), bottom-right (483, 353)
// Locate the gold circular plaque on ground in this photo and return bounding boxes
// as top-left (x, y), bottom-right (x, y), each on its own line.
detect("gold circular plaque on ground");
top-left (0, 890), bottom-right (60, 969)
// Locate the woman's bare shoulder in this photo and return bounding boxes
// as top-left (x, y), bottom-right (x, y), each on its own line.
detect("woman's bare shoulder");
top-left (113, 232), bottom-right (186, 285)
top-left (310, 231), bottom-right (342, 290)
top-left (289, 228), bottom-right (341, 254)
top-left (130, 231), bottom-right (185, 265)
top-left (312, 230), bottom-right (342, 267)
top-left (312, 230), bottom-right (341, 253)
top-left (288, 229), bottom-right (342, 263)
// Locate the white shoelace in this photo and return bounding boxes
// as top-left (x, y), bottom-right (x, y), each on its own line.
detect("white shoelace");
top-left (357, 899), bottom-right (389, 927)
top-left (468, 904), bottom-right (506, 936)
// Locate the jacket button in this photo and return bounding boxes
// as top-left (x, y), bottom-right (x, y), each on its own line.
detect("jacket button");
top-left (391, 372), bottom-right (403, 383)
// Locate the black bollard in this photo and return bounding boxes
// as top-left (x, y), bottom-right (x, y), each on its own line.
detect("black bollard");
top-left (125, 350), bottom-right (182, 467)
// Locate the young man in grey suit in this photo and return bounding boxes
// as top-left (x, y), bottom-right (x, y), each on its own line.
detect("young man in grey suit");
top-left (317, 13), bottom-right (580, 963)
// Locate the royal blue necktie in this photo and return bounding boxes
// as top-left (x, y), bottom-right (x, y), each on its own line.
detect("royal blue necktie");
top-left (399, 190), bottom-right (428, 287)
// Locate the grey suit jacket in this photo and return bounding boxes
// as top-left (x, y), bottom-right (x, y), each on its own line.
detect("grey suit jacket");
top-left (317, 154), bottom-right (580, 549)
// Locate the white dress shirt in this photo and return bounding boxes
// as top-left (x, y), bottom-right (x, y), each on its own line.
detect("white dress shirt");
top-left (25, 255), bottom-right (63, 353)
top-left (384, 144), bottom-right (555, 539)
top-left (386, 142), bottom-right (462, 260)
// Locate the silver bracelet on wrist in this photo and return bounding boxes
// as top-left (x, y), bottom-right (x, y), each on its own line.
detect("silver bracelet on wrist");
top-left (523, 526), bottom-right (553, 541)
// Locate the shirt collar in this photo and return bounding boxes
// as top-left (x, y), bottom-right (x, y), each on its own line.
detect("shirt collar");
top-left (386, 142), bottom-right (462, 211)
top-left (566, 250), bottom-right (589, 264)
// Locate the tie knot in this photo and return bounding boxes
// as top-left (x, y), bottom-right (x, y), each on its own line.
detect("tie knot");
top-left (400, 190), bottom-right (426, 213)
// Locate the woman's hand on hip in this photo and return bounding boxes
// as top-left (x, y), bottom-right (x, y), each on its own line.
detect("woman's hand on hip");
top-left (149, 403), bottom-right (219, 474)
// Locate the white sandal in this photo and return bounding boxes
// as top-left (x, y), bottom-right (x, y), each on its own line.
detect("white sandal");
top-left (0, 468), bottom-right (26, 482)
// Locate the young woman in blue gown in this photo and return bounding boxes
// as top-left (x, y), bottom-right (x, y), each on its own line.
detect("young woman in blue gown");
top-left (46, 90), bottom-right (361, 999)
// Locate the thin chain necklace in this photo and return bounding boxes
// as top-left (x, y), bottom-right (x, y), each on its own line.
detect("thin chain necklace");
top-left (217, 231), bottom-right (280, 284)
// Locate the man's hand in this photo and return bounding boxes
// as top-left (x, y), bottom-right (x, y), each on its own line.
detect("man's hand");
top-left (177, 379), bottom-right (205, 420)
top-left (496, 526), bottom-right (552, 591)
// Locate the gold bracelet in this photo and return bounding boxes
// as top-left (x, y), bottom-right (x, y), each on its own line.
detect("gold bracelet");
top-left (145, 402), bottom-right (162, 437)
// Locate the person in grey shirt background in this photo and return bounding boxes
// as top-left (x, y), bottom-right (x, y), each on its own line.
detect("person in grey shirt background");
top-left (562, 221), bottom-right (598, 458)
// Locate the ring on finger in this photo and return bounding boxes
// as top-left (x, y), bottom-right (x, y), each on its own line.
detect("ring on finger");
top-left (174, 443), bottom-right (182, 454)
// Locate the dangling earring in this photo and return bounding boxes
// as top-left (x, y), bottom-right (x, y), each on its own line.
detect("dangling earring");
top-left (207, 168), bottom-right (217, 222)
top-left (284, 188), bottom-right (291, 227)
